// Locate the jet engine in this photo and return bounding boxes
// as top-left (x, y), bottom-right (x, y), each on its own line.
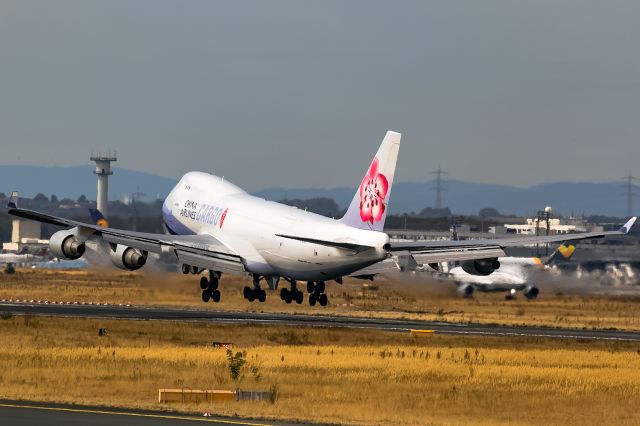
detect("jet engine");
top-left (457, 283), bottom-right (475, 298)
top-left (49, 229), bottom-right (86, 260)
top-left (460, 258), bottom-right (500, 276)
top-left (523, 285), bottom-right (539, 300)
top-left (109, 244), bottom-right (147, 271)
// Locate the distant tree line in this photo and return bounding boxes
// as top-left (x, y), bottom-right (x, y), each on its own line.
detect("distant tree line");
top-left (0, 192), bottom-right (627, 244)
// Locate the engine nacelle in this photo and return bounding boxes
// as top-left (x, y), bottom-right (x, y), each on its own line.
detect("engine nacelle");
top-left (457, 283), bottom-right (475, 298)
top-left (523, 285), bottom-right (539, 300)
top-left (49, 229), bottom-right (86, 260)
top-left (460, 258), bottom-right (500, 276)
top-left (109, 244), bottom-right (147, 271)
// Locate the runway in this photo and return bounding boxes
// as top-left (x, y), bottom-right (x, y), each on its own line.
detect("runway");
top-left (0, 400), bottom-right (294, 426)
top-left (1, 301), bottom-right (640, 341)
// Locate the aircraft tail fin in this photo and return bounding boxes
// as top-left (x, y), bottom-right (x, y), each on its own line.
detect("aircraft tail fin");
top-left (340, 130), bottom-right (401, 232)
top-left (545, 243), bottom-right (576, 265)
top-left (89, 208), bottom-right (109, 228)
top-left (7, 191), bottom-right (19, 209)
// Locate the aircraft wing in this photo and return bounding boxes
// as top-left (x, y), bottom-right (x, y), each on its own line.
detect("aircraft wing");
top-left (349, 257), bottom-right (401, 279)
top-left (389, 217), bottom-right (637, 263)
top-left (7, 193), bottom-right (245, 275)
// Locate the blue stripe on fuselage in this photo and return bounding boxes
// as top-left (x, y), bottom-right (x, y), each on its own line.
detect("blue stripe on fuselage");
top-left (162, 203), bottom-right (196, 236)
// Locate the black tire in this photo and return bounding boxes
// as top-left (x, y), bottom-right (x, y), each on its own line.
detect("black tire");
top-left (182, 264), bottom-right (190, 274)
top-left (258, 289), bottom-right (267, 303)
top-left (247, 291), bottom-right (255, 302)
top-left (200, 276), bottom-right (209, 290)
top-left (209, 278), bottom-right (219, 291)
top-left (243, 286), bottom-right (251, 299)
top-left (307, 282), bottom-right (315, 293)
top-left (201, 290), bottom-right (211, 303)
top-left (211, 290), bottom-right (221, 303)
top-left (319, 293), bottom-right (328, 307)
top-left (316, 281), bottom-right (326, 293)
top-left (295, 291), bottom-right (303, 304)
top-left (309, 293), bottom-right (317, 306)
top-left (280, 288), bottom-right (289, 301)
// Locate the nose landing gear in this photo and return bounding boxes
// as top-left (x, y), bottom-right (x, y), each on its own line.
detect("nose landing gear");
top-left (307, 281), bottom-right (328, 307)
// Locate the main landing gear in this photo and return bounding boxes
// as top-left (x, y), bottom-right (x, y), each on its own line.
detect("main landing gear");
top-left (280, 279), bottom-right (304, 304)
top-left (244, 275), bottom-right (267, 303)
top-left (307, 281), bottom-right (328, 307)
top-left (200, 270), bottom-right (221, 303)
top-left (182, 264), bottom-right (222, 303)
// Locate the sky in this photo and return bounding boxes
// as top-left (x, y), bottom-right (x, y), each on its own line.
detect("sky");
top-left (1, 1), bottom-right (639, 192)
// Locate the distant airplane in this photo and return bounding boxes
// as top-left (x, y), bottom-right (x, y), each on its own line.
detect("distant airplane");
top-left (386, 244), bottom-right (574, 300)
top-left (446, 244), bottom-right (575, 300)
top-left (33, 258), bottom-right (89, 270)
top-left (6, 131), bottom-right (637, 306)
top-left (89, 208), bottom-right (109, 228)
top-left (0, 252), bottom-right (38, 264)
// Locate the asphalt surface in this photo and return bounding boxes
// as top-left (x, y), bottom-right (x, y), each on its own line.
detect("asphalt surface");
top-left (2, 302), bottom-right (640, 341)
top-left (0, 400), bottom-right (294, 426)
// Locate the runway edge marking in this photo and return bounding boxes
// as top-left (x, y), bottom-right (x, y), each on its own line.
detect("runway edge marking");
top-left (409, 329), bottom-right (435, 335)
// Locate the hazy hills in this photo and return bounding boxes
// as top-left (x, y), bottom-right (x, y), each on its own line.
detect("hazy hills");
top-left (255, 180), bottom-right (632, 217)
top-left (0, 165), bottom-right (632, 217)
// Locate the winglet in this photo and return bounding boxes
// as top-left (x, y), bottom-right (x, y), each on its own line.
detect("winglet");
top-left (618, 217), bottom-right (637, 234)
top-left (7, 191), bottom-right (19, 209)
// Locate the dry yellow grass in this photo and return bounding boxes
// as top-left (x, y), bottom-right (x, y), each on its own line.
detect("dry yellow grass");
top-left (2, 268), bottom-right (640, 331)
top-left (0, 315), bottom-right (640, 425)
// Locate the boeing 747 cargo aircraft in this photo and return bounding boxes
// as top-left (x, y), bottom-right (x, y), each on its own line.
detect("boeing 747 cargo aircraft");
top-left (7, 131), bottom-right (637, 306)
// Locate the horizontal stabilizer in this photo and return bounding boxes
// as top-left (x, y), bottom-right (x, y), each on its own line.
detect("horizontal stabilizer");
top-left (275, 234), bottom-right (375, 253)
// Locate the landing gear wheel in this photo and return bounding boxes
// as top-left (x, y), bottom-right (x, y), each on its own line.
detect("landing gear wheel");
top-left (208, 278), bottom-right (219, 291)
top-left (211, 290), bottom-right (221, 303)
top-left (315, 281), bottom-right (325, 293)
top-left (257, 289), bottom-right (267, 303)
top-left (202, 290), bottom-right (211, 302)
top-left (319, 293), bottom-right (328, 307)
top-left (280, 288), bottom-right (289, 301)
top-left (307, 282), bottom-right (315, 294)
top-left (200, 276), bottom-right (209, 290)
top-left (182, 264), bottom-right (190, 274)
top-left (309, 293), bottom-right (317, 306)
top-left (295, 291), bottom-right (303, 304)
top-left (283, 289), bottom-right (292, 304)
top-left (244, 286), bottom-right (252, 300)
top-left (247, 291), bottom-right (256, 302)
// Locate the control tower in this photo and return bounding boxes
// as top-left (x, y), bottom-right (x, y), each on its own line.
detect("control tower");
top-left (90, 153), bottom-right (117, 218)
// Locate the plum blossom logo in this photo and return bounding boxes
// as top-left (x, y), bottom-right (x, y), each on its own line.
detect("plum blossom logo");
top-left (359, 157), bottom-right (388, 224)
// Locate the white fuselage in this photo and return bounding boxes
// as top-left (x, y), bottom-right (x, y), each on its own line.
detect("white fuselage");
top-left (448, 257), bottom-right (544, 286)
top-left (161, 172), bottom-right (389, 281)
